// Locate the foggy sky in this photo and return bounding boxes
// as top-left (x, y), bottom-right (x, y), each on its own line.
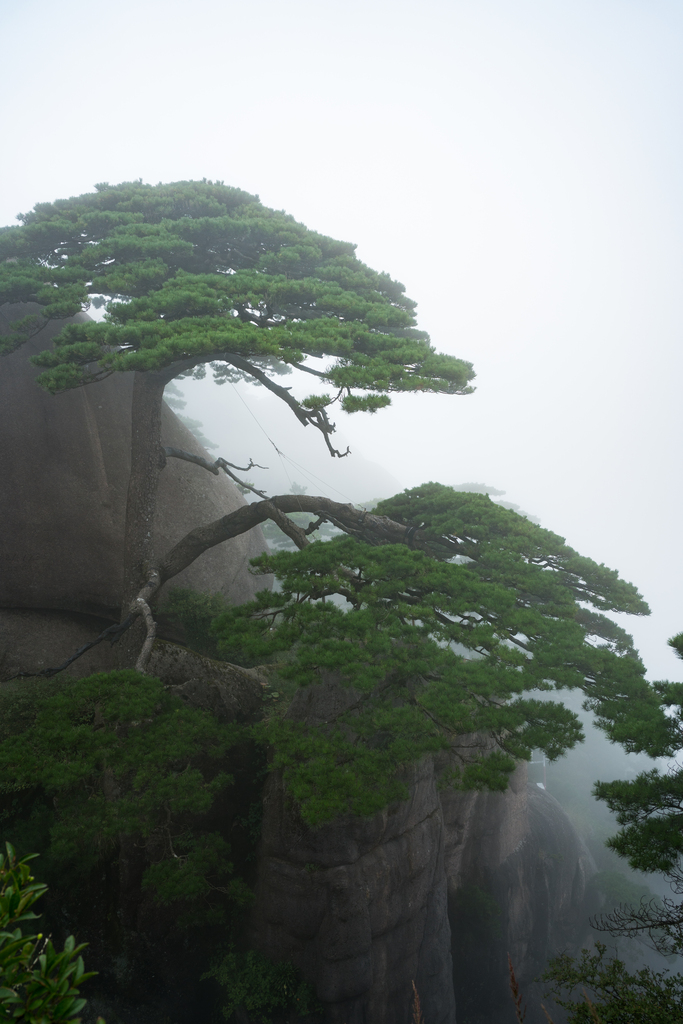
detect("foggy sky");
top-left (2, 0), bottom-right (682, 679)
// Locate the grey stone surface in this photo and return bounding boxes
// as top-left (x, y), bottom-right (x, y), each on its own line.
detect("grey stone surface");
top-left (151, 639), bottom-right (266, 723)
top-left (253, 761), bottom-right (454, 1024)
top-left (445, 770), bottom-right (597, 1024)
top-left (0, 302), bottom-right (271, 676)
top-left (251, 680), bottom-right (455, 1024)
top-left (0, 608), bottom-right (121, 680)
top-left (250, 688), bottom-right (596, 1024)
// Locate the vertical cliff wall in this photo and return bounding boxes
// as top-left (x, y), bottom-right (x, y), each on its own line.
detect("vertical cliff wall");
top-left (0, 303), bottom-right (271, 678)
top-left (249, 676), bottom-right (454, 1024)
top-left (249, 683), bottom-right (597, 1024)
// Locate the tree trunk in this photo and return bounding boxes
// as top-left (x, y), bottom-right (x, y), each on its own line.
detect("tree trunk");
top-left (118, 370), bottom-right (168, 667)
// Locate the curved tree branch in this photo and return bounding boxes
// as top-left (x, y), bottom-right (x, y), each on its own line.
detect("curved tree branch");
top-left (134, 596), bottom-right (158, 673)
top-left (3, 498), bottom-right (457, 681)
top-left (158, 494), bottom-right (458, 587)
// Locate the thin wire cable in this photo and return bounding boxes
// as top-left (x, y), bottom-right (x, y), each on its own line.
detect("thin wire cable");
top-left (228, 382), bottom-right (298, 503)
top-left (276, 452), bottom-right (357, 504)
top-left (228, 383), bottom-right (358, 506)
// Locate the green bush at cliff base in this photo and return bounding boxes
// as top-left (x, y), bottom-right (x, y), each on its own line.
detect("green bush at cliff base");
top-left (541, 942), bottom-right (683, 1023)
top-left (0, 842), bottom-right (103, 1023)
top-left (0, 671), bottom-right (249, 923)
top-left (202, 946), bottom-right (321, 1023)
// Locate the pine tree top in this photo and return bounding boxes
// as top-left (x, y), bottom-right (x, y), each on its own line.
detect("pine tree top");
top-left (0, 180), bottom-right (474, 426)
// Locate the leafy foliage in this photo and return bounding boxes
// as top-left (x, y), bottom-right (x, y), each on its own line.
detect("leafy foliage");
top-left (0, 843), bottom-right (101, 1023)
top-left (0, 672), bottom-right (245, 919)
top-left (584, 632), bottom-right (683, 954)
top-left (210, 483), bottom-right (662, 825)
top-left (162, 588), bottom-right (230, 660)
top-left (541, 942), bottom-right (683, 1023)
top-left (202, 946), bottom-right (320, 1023)
top-left (451, 884), bottom-right (502, 941)
top-left (590, 870), bottom-right (657, 912)
top-left (0, 180), bottom-right (474, 422)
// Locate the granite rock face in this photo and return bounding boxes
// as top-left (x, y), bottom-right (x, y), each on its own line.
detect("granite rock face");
top-left (1, 305), bottom-right (597, 1021)
top-left (250, 676), bottom-right (454, 1023)
top-left (150, 639), bottom-right (267, 723)
top-left (446, 772), bottom-right (596, 1024)
top-left (250, 685), bottom-right (596, 1024)
top-left (0, 303), bottom-right (270, 678)
top-left (252, 762), bottom-right (454, 1024)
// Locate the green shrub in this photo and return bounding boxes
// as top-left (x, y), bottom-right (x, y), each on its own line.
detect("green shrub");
top-left (202, 946), bottom-right (320, 1022)
top-left (541, 942), bottom-right (683, 1023)
top-left (0, 671), bottom-right (248, 922)
top-left (162, 588), bottom-right (231, 660)
top-left (0, 842), bottom-right (102, 1023)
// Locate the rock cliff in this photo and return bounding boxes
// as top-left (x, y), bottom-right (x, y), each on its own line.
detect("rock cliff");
top-left (250, 681), bottom-right (597, 1024)
top-left (0, 305), bottom-right (597, 1022)
top-left (0, 303), bottom-right (270, 678)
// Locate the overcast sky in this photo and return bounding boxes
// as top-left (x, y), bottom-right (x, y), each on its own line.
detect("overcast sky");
top-left (2, 0), bottom-right (682, 679)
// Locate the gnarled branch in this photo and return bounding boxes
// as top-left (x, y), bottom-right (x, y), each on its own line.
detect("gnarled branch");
top-left (2, 497), bottom-right (456, 682)
top-left (134, 596), bottom-right (158, 673)
top-left (219, 352), bottom-right (350, 458)
top-left (159, 494), bottom-right (458, 586)
top-left (163, 447), bottom-right (271, 498)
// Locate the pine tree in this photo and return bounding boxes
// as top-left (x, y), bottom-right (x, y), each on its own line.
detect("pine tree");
top-left (0, 179), bottom-right (474, 656)
top-left (0, 182), bottom-right (666, 827)
top-left (203, 484), bottom-right (661, 822)
top-left (582, 632), bottom-right (683, 955)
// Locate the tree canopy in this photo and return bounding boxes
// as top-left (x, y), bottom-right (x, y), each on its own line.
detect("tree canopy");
top-left (0, 182), bottom-right (666, 828)
top-left (202, 483), bottom-right (662, 823)
top-left (0, 179), bottom-right (474, 452)
top-left (583, 632), bottom-right (683, 956)
top-left (0, 179), bottom-right (478, 644)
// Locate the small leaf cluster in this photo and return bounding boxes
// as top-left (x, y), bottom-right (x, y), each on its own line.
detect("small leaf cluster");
top-left (541, 942), bottom-right (683, 1023)
top-left (161, 588), bottom-right (231, 660)
top-left (202, 946), bottom-right (320, 1023)
top-left (0, 843), bottom-right (101, 1023)
top-left (0, 672), bottom-right (243, 916)
top-left (590, 636), bottom-right (683, 880)
top-left (451, 884), bottom-right (502, 941)
top-left (210, 484), bottom-right (662, 824)
top-left (0, 180), bottom-right (474, 410)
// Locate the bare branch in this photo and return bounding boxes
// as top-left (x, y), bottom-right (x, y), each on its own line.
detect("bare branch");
top-left (219, 352), bottom-right (349, 458)
top-left (221, 458), bottom-right (269, 473)
top-left (162, 447), bottom-right (271, 499)
top-left (592, 894), bottom-right (683, 956)
top-left (217, 463), bottom-right (270, 500)
top-left (163, 447), bottom-right (220, 475)
top-left (0, 613), bottom-right (137, 682)
top-left (134, 597), bottom-right (158, 674)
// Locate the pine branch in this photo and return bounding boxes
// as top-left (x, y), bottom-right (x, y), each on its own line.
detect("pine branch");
top-left (159, 494), bottom-right (457, 586)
